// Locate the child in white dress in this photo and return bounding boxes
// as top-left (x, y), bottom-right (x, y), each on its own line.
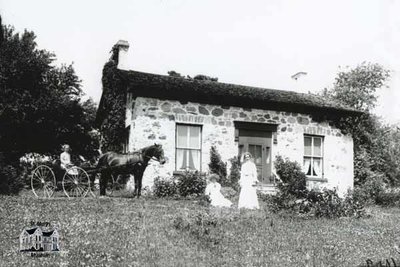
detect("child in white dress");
top-left (60, 144), bottom-right (78, 175)
top-left (205, 174), bottom-right (232, 208)
top-left (238, 152), bottom-right (260, 210)
top-left (60, 144), bottom-right (73, 170)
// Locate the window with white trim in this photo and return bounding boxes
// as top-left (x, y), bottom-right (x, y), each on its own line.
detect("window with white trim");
top-left (176, 124), bottom-right (202, 171)
top-left (303, 135), bottom-right (324, 178)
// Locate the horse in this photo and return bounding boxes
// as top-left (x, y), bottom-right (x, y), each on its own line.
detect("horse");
top-left (95, 144), bottom-right (166, 197)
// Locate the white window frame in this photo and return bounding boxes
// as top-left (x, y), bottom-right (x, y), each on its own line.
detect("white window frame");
top-left (303, 135), bottom-right (324, 178)
top-left (175, 124), bottom-right (202, 171)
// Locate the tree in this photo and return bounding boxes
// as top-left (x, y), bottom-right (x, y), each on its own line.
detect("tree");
top-left (323, 62), bottom-right (390, 112)
top-left (0, 21), bottom-right (98, 162)
top-left (323, 63), bottom-right (400, 186)
top-left (0, 15), bottom-right (3, 45)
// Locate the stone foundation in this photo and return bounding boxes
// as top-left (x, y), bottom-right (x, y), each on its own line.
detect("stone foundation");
top-left (125, 95), bottom-right (354, 196)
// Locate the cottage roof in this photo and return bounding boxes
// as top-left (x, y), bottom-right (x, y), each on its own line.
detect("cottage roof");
top-left (124, 70), bottom-right (361, 114)
top-left (97, 67), bottom-right (362, 126)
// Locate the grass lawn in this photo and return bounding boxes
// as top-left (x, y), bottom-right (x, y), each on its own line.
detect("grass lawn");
top-left (1, 191), bottom-right (400, 267)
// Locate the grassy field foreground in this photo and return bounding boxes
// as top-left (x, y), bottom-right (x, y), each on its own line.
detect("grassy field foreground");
top-left (1, 193), bottom-right (400, 266)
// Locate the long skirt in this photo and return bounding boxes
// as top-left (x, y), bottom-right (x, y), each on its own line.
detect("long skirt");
top-left (238, 185), bottom-right (260, 210)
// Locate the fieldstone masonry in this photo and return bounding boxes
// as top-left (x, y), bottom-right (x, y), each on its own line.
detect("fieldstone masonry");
top-left (125, 95), bottom-right (354, 196)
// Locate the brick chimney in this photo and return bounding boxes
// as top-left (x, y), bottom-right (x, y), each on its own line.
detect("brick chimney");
top-left (112, 40), bottom-right (130, 70)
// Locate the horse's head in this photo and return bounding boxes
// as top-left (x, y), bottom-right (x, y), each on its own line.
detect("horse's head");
top-left (152, 143), bottom-right (166, 165)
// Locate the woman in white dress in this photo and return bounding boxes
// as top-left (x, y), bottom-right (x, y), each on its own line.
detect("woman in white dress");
top-left (238, 152), bottom-right (260, 210)
top-left (205, 174), bottom-right (232, 207)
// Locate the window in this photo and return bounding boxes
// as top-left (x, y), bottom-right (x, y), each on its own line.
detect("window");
top-left (176, 124), bottom-right (201, 171)
top-left (303, 135), bottom-right (323, 178)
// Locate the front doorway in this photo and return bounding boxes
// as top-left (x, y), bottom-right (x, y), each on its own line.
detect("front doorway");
top-left (235, 122), bottom-right (277, 185)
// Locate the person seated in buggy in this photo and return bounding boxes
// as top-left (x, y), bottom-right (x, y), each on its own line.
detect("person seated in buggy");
top-left (60, 144), bottom-right (78, 175)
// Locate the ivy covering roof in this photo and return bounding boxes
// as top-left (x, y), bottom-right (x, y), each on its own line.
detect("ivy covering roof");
top-left (121, 69), bottom-right (362, 115)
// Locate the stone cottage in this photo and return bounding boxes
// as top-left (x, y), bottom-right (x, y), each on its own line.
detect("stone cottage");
top-left (96, 40), bottom-right (362, 196)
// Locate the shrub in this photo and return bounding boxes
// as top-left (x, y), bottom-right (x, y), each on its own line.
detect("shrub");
top-left (269, 191), bottom-right (299, 213)
top-left (270, 156), bottom-right (365, 218)
top-left (274, 155), bottom-right (307, 198)
top-left (307, 188), bottom-right (362, 218)
top-left (228, 156), bottom-right (241, 190)
top-left (176, 171), bottom-right (207, 197)
top-left (153, 177), bottom-right (178, 197)
top-left (0, 164), bottom-right (24, 195)
top-left (269, 156), bottom-right (307, 213)
top-left (208, 146), bottom-right (228, 186)
top-left (257, 192), bottom-right (274, 203)
top-left (197, 194), bottom-right (211, 207)
top-left (341, 193), bottom-right (366, 218)
top-left (220, 187), bottom-right (237, 199)
top-left (354, 173), bottom-right (387, 204)
top-left (351, 186), bottom-right (372, 206)
top-left (375, 191), bottom-right (400, 206)
top-left (19, 153), bottom-right (55, 186)
top-left (141, 186), bottom-right (153, 197)
top-left (270, 188), bottom-right (365, 218)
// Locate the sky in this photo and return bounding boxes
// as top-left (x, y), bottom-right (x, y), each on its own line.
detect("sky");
top-left (1, 0), bottom-right (400, 124)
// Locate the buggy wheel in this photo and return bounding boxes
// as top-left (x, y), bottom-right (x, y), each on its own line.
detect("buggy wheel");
top-left (111, 174), bottom-right (125, 195)
top-left (62, 167), bottom-right (90, 198)
top-left (31, 165), bottom-right (56, 198)
top-left (90, 173), bottom-right (113, 197)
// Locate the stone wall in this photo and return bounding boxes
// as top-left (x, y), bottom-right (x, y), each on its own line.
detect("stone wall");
top-left (125, 95), bottom-right (354, 195)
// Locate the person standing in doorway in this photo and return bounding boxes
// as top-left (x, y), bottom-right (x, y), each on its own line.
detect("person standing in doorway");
top-left (238, 152), bottom-right (260, 210)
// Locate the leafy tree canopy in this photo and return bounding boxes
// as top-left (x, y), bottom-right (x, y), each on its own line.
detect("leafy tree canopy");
top-left (0, 19), bottom-right (99, 162)
top-left (323, 62), bottom-right (390, 112)
top-left (322, 63), bottom-right (400, 185)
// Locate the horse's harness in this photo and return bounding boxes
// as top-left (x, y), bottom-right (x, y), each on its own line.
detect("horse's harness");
top-left (126, 148), bottom-right (162, 167)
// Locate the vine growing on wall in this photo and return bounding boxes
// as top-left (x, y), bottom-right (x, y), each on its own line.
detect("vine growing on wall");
top-left (99, 60), bottom-right (127, 152)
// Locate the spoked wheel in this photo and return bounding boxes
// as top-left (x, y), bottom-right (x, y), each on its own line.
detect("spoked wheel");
top-left (62, 167), bottom-right (90, 198)
top-left (31, 165), bottom-right (56, 198)
top-left (111, 174), bottom-right (125, 192)
top-left (90, 173), bottom-right (113, 197)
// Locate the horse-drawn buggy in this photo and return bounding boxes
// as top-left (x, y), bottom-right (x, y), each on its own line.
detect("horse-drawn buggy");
top-left (30, 159), bottom-right (115, 198)
top-left (30, 144), bottom-right (166, 198)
